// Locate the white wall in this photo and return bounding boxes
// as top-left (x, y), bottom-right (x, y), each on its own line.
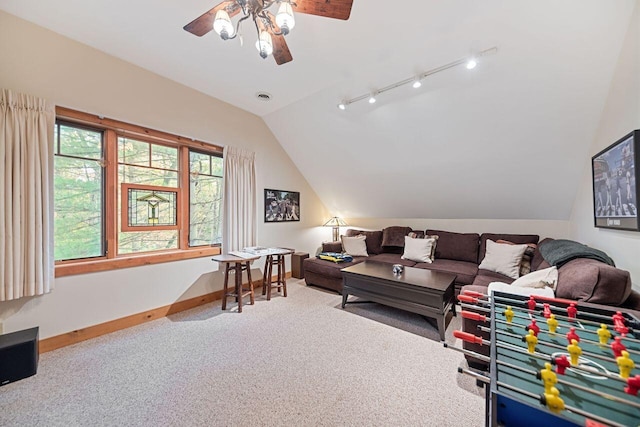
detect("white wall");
top-left (569, 1), bottom-right (640, 290)
top-left (0, 11), bottom-right (329, 338)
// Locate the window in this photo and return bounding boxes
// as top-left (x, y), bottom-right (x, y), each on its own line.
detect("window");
top-left (189, 151), bottom-right (223, 246)
top-left (54, 122), bottom-right (105, 261)
top-left (53, 108), bottom-right (223, 276)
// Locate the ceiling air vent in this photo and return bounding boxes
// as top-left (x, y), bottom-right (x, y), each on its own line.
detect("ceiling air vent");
top-left (256, 92), bottom-right (272, 101)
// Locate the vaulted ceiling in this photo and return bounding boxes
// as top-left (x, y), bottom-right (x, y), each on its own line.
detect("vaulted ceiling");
top-left (0, 0), bottom-right (636, 220)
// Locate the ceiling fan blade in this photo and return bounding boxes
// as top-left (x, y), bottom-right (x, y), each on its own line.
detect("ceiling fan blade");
top-left (271, 32), bottom-right (293, 65)
top-left (259, 14), bottom-right (293, 65)
top-left (183, 1), bottom-right (241, 37)
top-left (293, 0), bottom-right (353, 20)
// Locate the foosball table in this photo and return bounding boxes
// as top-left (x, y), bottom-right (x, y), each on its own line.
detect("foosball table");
top-left (447, 290), bottom-right (640, 427)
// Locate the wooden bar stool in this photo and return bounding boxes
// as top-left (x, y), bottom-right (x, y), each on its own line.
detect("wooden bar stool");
top-left (212, 254), bottom-right (259, 313)
top-left (262, 249), bottom-right (293, 301)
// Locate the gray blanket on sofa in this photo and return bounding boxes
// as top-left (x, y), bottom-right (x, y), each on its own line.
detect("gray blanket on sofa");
top-left (539, 239), bottom-right (615, 267)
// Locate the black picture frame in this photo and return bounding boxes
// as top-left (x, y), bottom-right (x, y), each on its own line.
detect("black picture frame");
top-left (592, 130), bottom-right (639, 231)
top-left (264, 189), bottom-right (300, 223)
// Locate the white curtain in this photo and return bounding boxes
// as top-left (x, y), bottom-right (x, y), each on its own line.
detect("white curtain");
top-left (0, 89), bottom-right (55, 301)
top-left (222, 146), bottom-right (257, 252)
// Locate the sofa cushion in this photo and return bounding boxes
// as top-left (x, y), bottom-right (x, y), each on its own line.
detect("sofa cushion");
top-left (470, 269), bottom-right (515, 288)
top-left (496, 239), bottom-right (537, 276)
top-left (531, 238), bottom-right (554, 271)
top-left (303, 256), bottom-right (366, 280)
top-left (426, 229), bottom-right (479, 263)
top-left (341, 235), bottom-right (368, 257)
top-left (555, 258), bottom-right (632, 305)
top-left (368, 253), bottom-right (417, 267)
top-left (401, 235), bottom-right (437, 263)
top-left (478, 233), bottom-right (539, 264)
top-left (381, 226), bottom-right (412, 248)
top-left (322, 241), bottom-right (343, 253)
top-left (414, 259), bottom-right (478, 285)
top-left (478, 239), bottom-right (528, 280)
top-left (345, 229), bottom-right (383, 254)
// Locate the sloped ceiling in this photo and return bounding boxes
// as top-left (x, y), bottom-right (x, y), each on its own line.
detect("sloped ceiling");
top-left (0, 1), bottom-right (636, 220)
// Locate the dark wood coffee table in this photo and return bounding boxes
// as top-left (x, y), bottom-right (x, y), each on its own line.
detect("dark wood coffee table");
top-left (341, 261), bottom-right (457, 341)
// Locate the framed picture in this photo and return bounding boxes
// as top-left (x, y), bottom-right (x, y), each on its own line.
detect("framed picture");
top-left (264, 189), bottom-right (300, 222)
top-left (592, 130), bottom-right (639, 231)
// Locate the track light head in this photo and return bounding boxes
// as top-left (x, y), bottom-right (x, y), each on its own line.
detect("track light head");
top-left (337, 102), bottom-right (346, 110)
top-left (466, 58), bottom-right (477, 69)
top-left (412, 78), bottom-right (422, 89)
top-left (368, 93), bottom-right (376, 104)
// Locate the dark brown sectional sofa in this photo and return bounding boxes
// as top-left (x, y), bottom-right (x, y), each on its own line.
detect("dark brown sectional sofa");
top-left (304, 226), bottom-right (640, 370)
top-left (303, 226), bottom-right (639, 308)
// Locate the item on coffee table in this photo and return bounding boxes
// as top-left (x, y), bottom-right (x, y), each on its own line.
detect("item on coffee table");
top-left (392, 264), bottom-right (404, 275)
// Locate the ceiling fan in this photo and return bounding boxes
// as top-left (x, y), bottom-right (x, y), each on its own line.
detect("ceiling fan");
top-left (183, 0), bottom-right (354, 65)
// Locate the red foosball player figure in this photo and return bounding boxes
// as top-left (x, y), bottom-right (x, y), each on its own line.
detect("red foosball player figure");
top-left (526, 319), bottom-right (540, 337)
top-left (612, 311), bottom-right (629, 335)
top-left (566, 327), bottom-right (580, 344)
top-left (553, 355), bottom-right (570, 375)
top-left (597, 324), bottom-right (611, 345)
top-left (543, 303), bottom-right (552, 318)
top-left (611, 336), bottom-right (627, 358)
top-left (567, 303), bottom-right (577, 319)
top-left (625, 375), bottom-right (640, 396)
top-left (547, 314), bottom-right (559, 335)
top-left (527, 296), bottom-right (537, 311)
top-left (567, 339), bottom-right (582, 366)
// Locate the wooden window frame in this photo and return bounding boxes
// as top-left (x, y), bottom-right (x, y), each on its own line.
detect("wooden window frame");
top-left (54, 107), bottom-right (222, 278)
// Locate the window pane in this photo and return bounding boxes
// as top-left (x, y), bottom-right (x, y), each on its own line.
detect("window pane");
top-left (118, 137), bottom-right (149, 166)
top-left (151, 144), bottom-right (178, 170)
top-left (54, 155), bottom-right (103, 260)
top-left (119, 165), bottom-right (178, 187)
top-left (118, 140), bottom-right (179, 254)
top-left (189, 151), bottom-right (223, 246)
top-left (189, 151), bottom-right (211, 176)
top-left (211, 155), bottom-right (223, 177)
top-left (58, 124), bottom-right (102, 159)
top-left (118, 230), bottom-right (179, 254)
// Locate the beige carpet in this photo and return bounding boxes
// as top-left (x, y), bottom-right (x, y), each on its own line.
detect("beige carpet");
top-left (0, 280), bottom-right (485, 426)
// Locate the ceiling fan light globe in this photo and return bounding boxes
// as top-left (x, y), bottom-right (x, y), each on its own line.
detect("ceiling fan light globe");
top-left (213, 10), bottom-right (235, 38)
top-left (276, 3), bottom-right (296, 32)
top-left (255, 31), bottom-right (274, 57)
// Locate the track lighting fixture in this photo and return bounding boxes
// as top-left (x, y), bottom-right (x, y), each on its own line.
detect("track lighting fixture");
top-left (335, 46), bottom-right (497, 109)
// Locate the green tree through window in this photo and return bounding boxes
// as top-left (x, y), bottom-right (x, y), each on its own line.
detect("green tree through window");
top-left (54, 122), bottom-right (104, 260)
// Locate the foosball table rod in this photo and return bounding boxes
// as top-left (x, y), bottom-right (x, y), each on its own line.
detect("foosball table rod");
top-left (460, 291), bottom-right (637, 331)
top-left (446, 342), bottom-right (640, 407)
top-left (477, 325), bottom-right (618, 364)
top-left (457, 367), bottom-right (628, 427)
top-left (460, 301), bottom-right (640, 347)
top-left (455, 330), bottom-right (629, 384)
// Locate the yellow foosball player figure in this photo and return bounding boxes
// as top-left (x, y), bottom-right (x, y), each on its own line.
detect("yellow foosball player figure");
top-left (546, 314), bottom-right (558, 335)
top-left (617, 350), bottom-right (635, 379)
top-left (542, 386), bottom-right (565, 414)
top-left (524, 329), bottom-right (538, 354)
top-left (504, 306), bottom-right (514, 324)
top-left (597, 323), bottom-right (611, 345)
top-left (539, 362), bottom-right (558, 393)
top-left (567, 339), bottom-right (582, 366)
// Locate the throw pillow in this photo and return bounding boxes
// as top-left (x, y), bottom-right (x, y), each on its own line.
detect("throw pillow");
top-left (487, 281), bottom-right (555, 299)
top-left (407, 232), bottom-right (439, 261)
top-left (497, 240), bottom-right (537, 276)
top-left (478, 239), bottom-right (528, 280)
top-left (381, 226), bottom-right (412, 247)
top-left (401, 236), bottom-right (437, 263)
top-left (341, 235), bottom-right (368, 257)
top-left (510, 266), bottom-right (559, 290)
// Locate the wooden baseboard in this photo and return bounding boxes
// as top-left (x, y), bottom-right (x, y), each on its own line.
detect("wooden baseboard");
top-left (39, 272), bottom-right (292, 353)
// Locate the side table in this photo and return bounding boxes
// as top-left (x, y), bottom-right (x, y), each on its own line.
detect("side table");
top-left (212, 253), bottom-right (260, 313)
top-left (291, 252), bottom-right (309, 279)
